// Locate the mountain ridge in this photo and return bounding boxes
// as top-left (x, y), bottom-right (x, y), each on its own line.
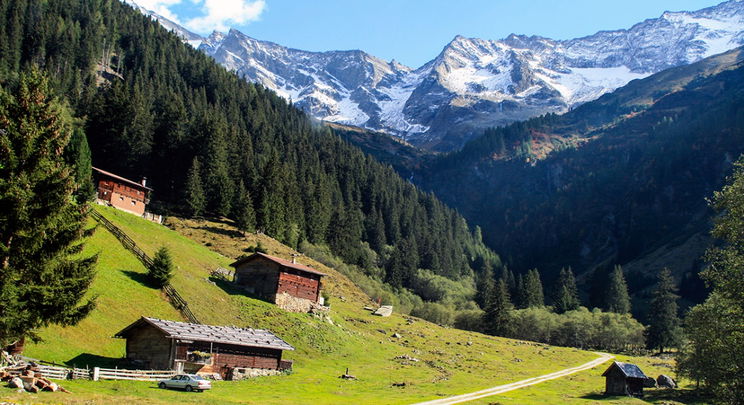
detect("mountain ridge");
top-left (127, 0), bottom-right (744, 151)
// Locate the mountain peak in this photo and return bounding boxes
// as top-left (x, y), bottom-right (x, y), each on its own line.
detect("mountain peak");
top-left (139, 0), bottom-right (744, 151)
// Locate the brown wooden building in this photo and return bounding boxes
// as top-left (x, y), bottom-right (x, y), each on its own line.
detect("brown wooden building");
top-left (93, 167), bottom-right (152, 216)
top-left (115, 317), bottom-right (294, 378)
top-left (230, 253), bottom-right (326, 312)
top-left (602, 361), bottom-right (649, 397)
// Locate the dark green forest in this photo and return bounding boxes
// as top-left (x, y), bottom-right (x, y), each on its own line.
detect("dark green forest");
top-left (415, 48), bottom-right (744, 316)
top-left (0, 0), bottom-right (499, 303)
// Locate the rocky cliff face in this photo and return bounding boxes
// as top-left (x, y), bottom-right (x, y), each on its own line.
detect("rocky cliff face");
top-left (131, 0), bottom-right (744, 151)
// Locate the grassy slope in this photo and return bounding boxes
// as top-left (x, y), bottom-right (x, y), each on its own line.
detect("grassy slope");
top-left (8, 206), bottom-right (691, 404)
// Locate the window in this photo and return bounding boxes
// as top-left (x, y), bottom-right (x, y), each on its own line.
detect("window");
top-left (119, 196), bottom-right (124, 201)
top-left (131, 200), bottom-right (136, 205)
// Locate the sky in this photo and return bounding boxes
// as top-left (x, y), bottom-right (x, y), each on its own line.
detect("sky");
top-left (134, 0), bottom-right (725, 67)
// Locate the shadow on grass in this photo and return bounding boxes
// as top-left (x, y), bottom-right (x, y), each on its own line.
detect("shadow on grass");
top-left (122, 270), bottom-right (156, 288)
top-left (66, 353), bottom-right (123, 368)
top-left (581, 389), bottom-right (711, 404)
top-left (643, 388), bottom-right (712, 404)
top-left (198, 225), bottom-right (244, 238)
top-left (209, 277), bottom-right (273, 305)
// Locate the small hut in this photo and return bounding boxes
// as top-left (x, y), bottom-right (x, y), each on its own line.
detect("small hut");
top-left (602, 361), bottom-right (649, 397)
top-left (230, 252), bottom-right (326, 312)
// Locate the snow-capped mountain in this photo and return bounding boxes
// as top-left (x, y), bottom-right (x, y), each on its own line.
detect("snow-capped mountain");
top-left (129, 0), bottom-right (744, 151)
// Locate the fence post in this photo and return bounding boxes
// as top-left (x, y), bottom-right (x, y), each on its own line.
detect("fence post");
top-left (93, 367), bottom-right (100, 381)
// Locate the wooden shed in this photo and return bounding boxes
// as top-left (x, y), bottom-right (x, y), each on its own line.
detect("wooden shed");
top-left (602, 361), bottom-right (649, 397)
top-left (115, 317), bottom-right (294, 379)
top-left (230, 252), bottom-right (326, 312)
top-left (93, 167), bottom-right (152, 216)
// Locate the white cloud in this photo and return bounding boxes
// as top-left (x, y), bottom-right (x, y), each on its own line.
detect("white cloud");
top-left (185, 0), bottom-right (266, 33)
top-left (129, 0), bottom-right (184, 24)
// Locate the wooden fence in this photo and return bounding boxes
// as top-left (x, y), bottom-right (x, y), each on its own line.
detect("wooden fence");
top-left (90, 210), bottom-right (200, 324)
top-left (93, 367), bottom-right (177, 381)
top-left (4, 364), bottom-right (91, 381)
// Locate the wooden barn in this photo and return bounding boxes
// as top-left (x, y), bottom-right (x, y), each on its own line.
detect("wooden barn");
top-left (230, 252), bottom-right (326, 313)
top-left (115, 317), bottom-right (294, 379)
top-left (602, 361), bottom-right (649, 397)
top-left (93, 167), bottom-right (152, 217)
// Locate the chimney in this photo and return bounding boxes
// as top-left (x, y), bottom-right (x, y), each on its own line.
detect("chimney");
top-left (291, 253), bottom-right (298, 264)
top-left (141, 177), bottom-right (147, 187)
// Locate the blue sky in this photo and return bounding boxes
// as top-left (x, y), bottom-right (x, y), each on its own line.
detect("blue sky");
top-left (136, 0), bottom-right (723, 67)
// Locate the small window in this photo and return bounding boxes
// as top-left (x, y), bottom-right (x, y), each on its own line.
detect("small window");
top-left (119, 196), bottom-right (124, 201)
top-left (131, 200), bottom-right (136, 205)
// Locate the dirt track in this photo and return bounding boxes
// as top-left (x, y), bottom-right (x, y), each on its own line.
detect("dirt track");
top-left (413, 352), bottom-right (614, 405)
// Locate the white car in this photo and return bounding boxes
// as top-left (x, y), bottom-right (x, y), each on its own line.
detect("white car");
top-left (158, 374), bottom-right (212, 392)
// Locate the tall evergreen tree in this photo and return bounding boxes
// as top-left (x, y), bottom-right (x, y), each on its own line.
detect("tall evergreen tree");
top-left (64, 126), bottom-right (95, 203)
top-left (647, 267), bottom-right (682, 353)
top-left (0, 69), bottom-right (97, 346)
top-left (476, 269), bottom-right (495, 312)
top-left (483, 279), bottom-right (512, 336)
top-left (678, 160), bottom-right (744, 403)
top-left (184, 157), bottom-right (205, 217)
top-left (523, 269), bottom-right (544, 308)
top-left (606, 265), bottom-right (631, 314)
top-left (553, 267), bottom-right (580, 313)
top-left (232, 180), bottom-right (256, 235)
top-left (500, 265), bottom-right (516, 298)
top-left (515, 273), bottom-right (527, 309)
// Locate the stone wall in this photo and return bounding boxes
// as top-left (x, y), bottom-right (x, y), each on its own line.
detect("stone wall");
top-left (274, 292), bottom-right (314, 313)
top-left (229, 367), bottom-right (283, 381)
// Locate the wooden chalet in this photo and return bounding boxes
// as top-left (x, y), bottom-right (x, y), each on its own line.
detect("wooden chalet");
top-left (230, 252), bottom-right (326, 312)
top-left (93, 167), bottom-right (152, 216)
top-left (115, 317), bottom-right (294, 379)
top-left (602, 361), bottom-right (649, 397)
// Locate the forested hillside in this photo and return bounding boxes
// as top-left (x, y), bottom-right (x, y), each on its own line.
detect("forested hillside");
top-left (416, 47), bottom-right (744, 313)
top-left (0, 0), bottom-right (498, 306)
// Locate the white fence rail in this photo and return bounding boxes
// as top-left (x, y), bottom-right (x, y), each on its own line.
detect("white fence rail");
top-left (93, 367), bottom-right (177, 381)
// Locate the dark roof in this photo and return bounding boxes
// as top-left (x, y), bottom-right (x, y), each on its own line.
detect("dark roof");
top-left (92, 167), bottom-right (153, 191)
top-left (115, 317), bottom-right (294, 351)
top-left (230, 252), bottom-right (326, 277)
top-left (602, 361), bottom-right (648, 379)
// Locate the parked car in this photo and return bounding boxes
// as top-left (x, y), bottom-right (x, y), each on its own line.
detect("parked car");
top-left (158, 374), bottom-right (212, 392)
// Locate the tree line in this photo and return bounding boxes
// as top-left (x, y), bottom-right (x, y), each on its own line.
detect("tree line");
top-left (0, 0), bottom-right (500, 309)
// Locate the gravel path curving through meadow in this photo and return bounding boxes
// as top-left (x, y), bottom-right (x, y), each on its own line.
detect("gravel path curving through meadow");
top-left (413, 352), bottom-right (615, 405)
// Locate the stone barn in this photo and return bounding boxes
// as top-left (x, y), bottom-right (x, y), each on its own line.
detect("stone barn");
top-left (230, 252), bottom-right (326, 312)
top-left (115, 317), bottom-right (294, 379)
top-left (602, 361), bottom-right (649, 397)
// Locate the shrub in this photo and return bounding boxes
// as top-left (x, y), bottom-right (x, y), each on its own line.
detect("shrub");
top-left (149, 247), bottom-right (173, 288)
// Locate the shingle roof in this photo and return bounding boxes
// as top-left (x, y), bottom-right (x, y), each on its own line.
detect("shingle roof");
top-left (93, 167), bottom-right (153, 191)
top-left (230, 252), bottom-right (327, 276)
top-left (115, 317), bottom-right (294, 351)
top-left (602, 361), bottom-right (647, 379)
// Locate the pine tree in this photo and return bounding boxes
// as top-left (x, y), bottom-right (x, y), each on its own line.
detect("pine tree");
top-left (483, 279), bottom-right (512, 336)
top-left (515, 273), bottom-right (527, 309)
top-left (184, 157), bottom-right (205, 217)
top-left (476, 270), bottom-right (495, 312)
top-left (500, 265), bottom-right (516, 297)
top-left (647, 268), bottom-right (681, 353)
top-left (678, 156), bottom-right (744, 403)
top-left (523, 269), bottom-right (544, 308)
top-left (233, 180), bottom-right (255, 234)
top-left (64, 126), bottom-right (95, 203)
top-left (606, 265), bottom-right (631, 314)
top-left (553, 267), bottom-right (580, 313)
top-left (0, 69), bottom-right (97, 346)
top-left (149, 246), bottom-right (173, 288)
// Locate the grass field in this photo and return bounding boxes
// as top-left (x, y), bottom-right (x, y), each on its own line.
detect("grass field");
top-left (2, 206), bottom-right (701, 404)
